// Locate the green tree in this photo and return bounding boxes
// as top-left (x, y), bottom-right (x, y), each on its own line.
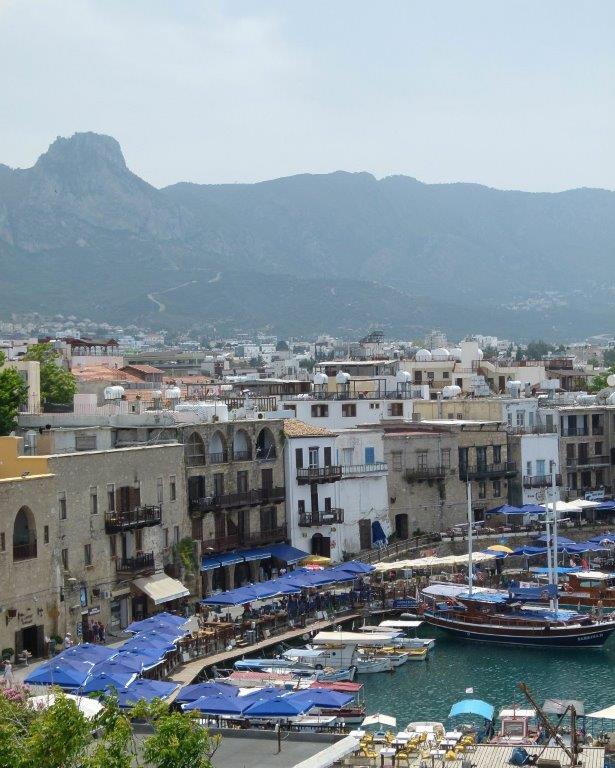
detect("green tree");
top-left (141, 700), bottom-right (218, 768)
top-left (26, 693), bottom-right (91, 768)
top-left (0, 352), bottom-right (28, 435)
top-left (524, 340), bottom-right (555, 360)
top-left (23, 343), bottom-right (76, 405)
top-left (84, 696), bottom-right (134, 768)
top-left (589, 365), bottom-right (615, 393)
top-left (482, 345), bottom-right (498, 359)
top-left (604, 348), bottom-right (615, 367)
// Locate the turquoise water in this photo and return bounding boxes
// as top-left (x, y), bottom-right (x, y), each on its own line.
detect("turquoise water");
top-left (359, 628), bottom-right (615, 726)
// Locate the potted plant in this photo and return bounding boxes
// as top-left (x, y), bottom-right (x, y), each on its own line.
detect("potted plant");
top-left (1, 648), bottom-right (14, 662)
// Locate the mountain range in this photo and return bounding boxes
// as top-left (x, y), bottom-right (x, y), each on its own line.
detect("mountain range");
top-left (0, 132), bottom-right (613, 340)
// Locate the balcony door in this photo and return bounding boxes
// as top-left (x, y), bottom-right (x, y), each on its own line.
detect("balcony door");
top-left (261, 468), bottom-right (273, 494)
top-left (310, 484), bottom-right (319, 513)
top-left (476, 447), bottom-right (487, 471)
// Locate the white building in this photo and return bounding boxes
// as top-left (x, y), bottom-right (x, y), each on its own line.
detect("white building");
top-left (283, 420), bottom-right (389, 562)
top-left (508, 433), bottom-right (561, 506)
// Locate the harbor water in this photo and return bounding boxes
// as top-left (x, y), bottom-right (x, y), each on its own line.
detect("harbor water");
top-left (359, 627), bottom-right (615, 726)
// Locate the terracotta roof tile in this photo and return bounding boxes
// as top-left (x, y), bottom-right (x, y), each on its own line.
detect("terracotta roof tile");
top-left (283, 419), bottom-right (336, 438)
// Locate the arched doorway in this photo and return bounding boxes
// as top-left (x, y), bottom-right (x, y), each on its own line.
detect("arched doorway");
top-left (311, 533), bottom-right (331, 558)
top-left (185, 432), bottom-right (206, 466)
top-left (232, 429), bottom-right (252, 461)
top-left (208, 431), bottom-right (228, 464)
top-left (13, 506), bottom-right (37, 560)
top-left (395, 513), bottom-right (409, 541)
top-left (256, 428), bottom-right (276, 461)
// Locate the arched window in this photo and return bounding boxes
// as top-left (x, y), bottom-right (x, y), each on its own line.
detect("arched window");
top-left (185, 432), bottom-right (206, 466)
top-left (256, 428), bottom-right (276, 461)
top-left (208, 431), bottom-right (228, 464)
top-left (13, 506), bottom-right (37, 561)
top-left (232, 429), bottom-right (252, 461)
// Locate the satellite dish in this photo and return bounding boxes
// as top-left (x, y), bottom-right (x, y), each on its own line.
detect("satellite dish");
top-left (607, 374), bottom-right (615, 387)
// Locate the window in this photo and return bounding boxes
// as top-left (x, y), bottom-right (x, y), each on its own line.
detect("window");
top-left (516, 411), bottom-right (525, 427)
top-left (135, 529), bottom-right (143, 551)
top-left (84, 544), bottom-right (92, 566)
top-left (311, 404), bottom-right (329, 417)
top-left (529, 412), bottom-right (535, 428)
top-left (109, 534), bottom-right (117, 557)
top-left (295, 448), bottom-right (304, 469)
top-left (44, 525), bottom-right (49, 544)
top-left (213, 473), bottom-right (224, 496)
top-left (596, 469), bottom-right (605, 486)
top-left (595, 442), bottom-right (603, 456)
top-left (369, 402), bottom-right (380, 409)
top-left (364, 447), bottom-right (375, 465)
top-left (342, 447), bottom-right (353, 465)
top-left (237, 470), bottom-right (248, 494)
top-left (526, 461), bottom-right (532, 476)
top-left (389, 403), bottom-right (403, 417)
top-left (447, 412), bottom-right (454, 419)
top-left (174, 525), bottom-right (180, 544)
top-left (298, 500), bottom-right (306, 514)
top-left (507, 413), bottom-right (513, 427)
top-left (90, 486), bottom-right (98, 515)
top-left (566, 443), bottom-right (575, 460)
top-left (536, 459), bottom-right (545, 476)
top-left (493, 480), bottom-right (501, 497)
top-left (61, 548), bottom-right (69, 570)
top-left (163, 528), bottom-right (169, 548)
top-left (417, 450), bottom-right (428, 468)
top-left (456, 413), bottom-right (463, 419)
top-left (476, 446), bottom-right (487, 469)
top-left (478, 481), bottom-right (486, 499)
top-left (443, 371), bottom-right (450, 379)
top-left (157, 477), bottom-right (164, 504)
top-left (493, 445), bottom-right (502, 464)
top-left (308, 447), bottom-right (319, 468)
top-left (440, 449), bottom-right (450, 468)
top-left (0, 532), bottom-right (4, 552)
top-left (75, 434), bottom-right (97, 451)
top-left (107, 483), bottom-right (115, 512)
top-left (169, 476), bottom-right (177, 501)
top-left (458, 447), bottom-right (469, 468)
top-left (427, 371), bottom-right (434, 381)
top-left (342, 403), bottom-right (357, 417)
top-left (324, 447), bottom-right (332, 466)
top-left (58, 492), bottom-right (67, 520)
top-left (391, 451), bottom-right (402, 471)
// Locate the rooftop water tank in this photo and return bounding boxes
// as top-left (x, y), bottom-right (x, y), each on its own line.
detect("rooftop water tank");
top-left (450, 347), bottom-right (462, 361)
top-left (335, 371), bottom-right (351, 385)
top-left (164, 387), bottom-right (182, 400)
top-left (415, 349), bottom-right (432, 362)
top-left (396, 370), bottom-right (412, 383)
top-left (431, 348), bottom-right (450, 361)
top-left (576, 394), bottom-right (597, 405)
top-left (442, 385), bottom-right (462, 399)
top-left (506, 380), bottom-right (522, 398)
top-left (104, 385), bottom-right (125, 400)
top-left (313, 372), bottom-right (328, 386)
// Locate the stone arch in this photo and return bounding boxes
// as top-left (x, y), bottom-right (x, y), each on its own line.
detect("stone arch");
top-left (13, 506), bottom-right (37, 560)
top-left (232, 428), bottom-right (252, 461)
top-left (256, 427), bottom-right (276, 460)
top-left (208, 430), bottom-right (228, 463)
top-left (185, 431), bottom-right (206, 466)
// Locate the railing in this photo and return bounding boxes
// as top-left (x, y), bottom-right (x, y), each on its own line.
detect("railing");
top-left (13, 541), bottom-right (37, 561)
top-left (104, 505), bottom-right (162, 533)
top-left (298, 509), bottom-right (344, 526)
top-left (459, 461), bottom-right (517, 480)
top-left (523, 474), bottom-right (563, 489)
top-left (201, 527), bottom-right (287, 553)
top-left (232, 450), bottom-right (252, 461)
top-left (592, 426), bottom-right (605, 435)
top-left (283, 390), bottom-right (414, 401)
top-left (355, 532), bottom-right (442, 564)
top-left (562, 427), bottom-right (589, 437)
top-left (190, 487), bottom-right (286, 514)
top-left (341, 462), bottom-right (388, 477)
top-left (567, 455), bottom-right (610, 468)
top-left (297, 466), bottom-right (343, 483)
top-left (255, 448), bottom-right (277, 462)
top-left (507, 425), bottom-right (557, 435)
top-left (116, 552), bottom-right (155, 572)
top-left (208, 451), bottom-right (228, 465)
top-left (404, 465), bottom-right (448, 481)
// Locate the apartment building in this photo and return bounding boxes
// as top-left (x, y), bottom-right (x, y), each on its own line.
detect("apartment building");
top-left (283, 421), bottom-right (389, 561)
top-left (0, 436), bottom-right (190, 659)
top-left (507, 433), bottom-right (561, 506)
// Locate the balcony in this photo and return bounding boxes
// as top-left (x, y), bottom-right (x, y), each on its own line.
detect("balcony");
top-left (459, 462), bottom-right (517, 481)
top-left (208, 451), bottom-right (228, 465)
top-left (104, 505), bottom-right (162, 534)
top-left (562, 427), bottom-right (589, 437)
top-left (523, 474), bottom-right (563, 489)
top-left (13, 541), bottom-right (37, 561)
top-left (404, 465), bottom-right (448, 482)
top-left (507, 425), bottom-right (557, 435)
top-left (116, 552), bottom-right (155, 573)
top-left (298, 509), bottom-right (344, 527)
top-left (341, 462), bottom-right (388, 477)
top-left (201, 527), bottom-right (287, 553)
top-left (190, 487), bottom-right (286, 514)
top-left (592, 426), bottom-right (605, 436)
top-left (297, 466), bottom-right (343, 484)
top-left (567, 455), bottom-right (610, 469)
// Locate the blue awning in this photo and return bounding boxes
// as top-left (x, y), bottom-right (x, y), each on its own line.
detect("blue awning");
top-left (201, 551), bottom-right (245, 571)
top-left (241, 548), bottom-right (273, 562)
top-left (449, 699), bottom-right (495, 721)
top-left (372, 520), bottom-right (386, 544)
top-left (268, 543), bottom-right (309, 564)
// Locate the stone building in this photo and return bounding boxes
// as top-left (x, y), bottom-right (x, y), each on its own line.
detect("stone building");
top-left (183, 419), bottom-right (288, 595)
top-left (0, 436), bottom-right (190, 659)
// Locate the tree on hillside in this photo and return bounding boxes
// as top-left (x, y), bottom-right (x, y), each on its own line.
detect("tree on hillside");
top-left (22, 343), bottom-right (76, 405)
top-left (525, 340), bottom-right (555, 360)
top-left (0, 352), bottom-right (28, 435)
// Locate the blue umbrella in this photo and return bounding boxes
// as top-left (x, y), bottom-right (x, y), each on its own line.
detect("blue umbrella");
top-left (134, 627), bottom-right (184, 643)
top-left (183, 694), bottom-right (248, 715)
top-left (533, 534), bottom-right (575, 545)
top-left (331, 560), bottom-right (374, 575)
top-left (290, 689), bottom-right (353, 708)
top-left (120, 636), bottom-right (175, 655)
top-left (126, 614), bottom-right (187, 633)
top-left (115, 679), bottom-right (179, 706)
top-left (176, 682), bottom-right (238, 704)
top-left (115, 650), bottom-right (163, 671)
top-left (244, 694), bottom-right (314, 717)
top-left (25, 659), bottom-right (92, 688)
top-left (80, 669), bottom-right (136, 694)
top-left (58, 644), bottom-right (117, 665)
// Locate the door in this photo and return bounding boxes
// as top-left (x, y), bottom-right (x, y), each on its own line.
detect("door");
top-left (261, 468), bottom-right (273, 493)
top-left (395, 513), bottom-right (409, 540)
top-left (311, 533), bottom-right (331, 557)
top-left (359, 519), bottom-right (372, 550)
top-left (21, 625), bottom-right (40, 658)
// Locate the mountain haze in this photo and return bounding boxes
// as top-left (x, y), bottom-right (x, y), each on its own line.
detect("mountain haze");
top-left (1, 132), bottom-right (613, 339)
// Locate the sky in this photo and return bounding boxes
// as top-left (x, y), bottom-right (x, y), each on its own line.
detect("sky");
top-left (0, 0), bottom-right (613, 191)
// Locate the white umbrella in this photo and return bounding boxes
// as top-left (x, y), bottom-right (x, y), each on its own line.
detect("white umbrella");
top-left (362, 713), bottom-right (397, 728)
top-left (28, 693), bottom-right (103, 720)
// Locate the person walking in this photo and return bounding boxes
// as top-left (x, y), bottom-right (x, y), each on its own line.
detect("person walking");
top-left (64, 632), bottom-right (73, 649)
top-left (3, 661), bottom-right (14, 687)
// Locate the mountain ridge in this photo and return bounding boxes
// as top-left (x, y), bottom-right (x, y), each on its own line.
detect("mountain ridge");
top-left (0, 132), bottom-right (613, 339)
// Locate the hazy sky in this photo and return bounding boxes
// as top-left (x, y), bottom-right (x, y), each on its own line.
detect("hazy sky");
top-left (1, 0), bottom-right (613, 191)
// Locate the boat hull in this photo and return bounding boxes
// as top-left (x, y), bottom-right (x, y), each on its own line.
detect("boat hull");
top-left (423, 613), bottom-right (615, 648)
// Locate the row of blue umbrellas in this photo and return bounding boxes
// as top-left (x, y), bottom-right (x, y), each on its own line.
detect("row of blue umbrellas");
top-left (202, 560), bottom-right (374, 606)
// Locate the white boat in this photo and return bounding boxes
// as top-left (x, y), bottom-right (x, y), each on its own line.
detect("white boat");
top-left (282, 645), bottom-right (356, 670)
top-left (355, 656), bottom-right (393, 674)
top-left (378, 620), bottom-right (436, 651)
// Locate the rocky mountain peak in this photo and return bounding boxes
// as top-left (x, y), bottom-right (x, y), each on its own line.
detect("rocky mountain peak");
top-left (34, 132), bottom-right (128, 176)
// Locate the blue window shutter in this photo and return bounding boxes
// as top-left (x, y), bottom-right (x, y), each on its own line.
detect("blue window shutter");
top-left (365, 447), bottom-right (375, 464)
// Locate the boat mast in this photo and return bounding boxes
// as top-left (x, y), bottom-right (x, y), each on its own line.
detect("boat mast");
top-left (467, 482), bottom-right (473, 596)
top-left (551, 467), bottom-right (559, 613)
